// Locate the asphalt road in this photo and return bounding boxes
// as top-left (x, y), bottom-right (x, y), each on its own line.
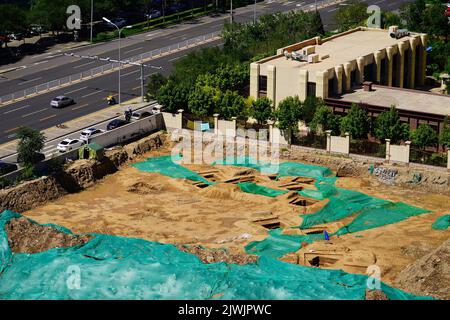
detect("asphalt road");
top-left (0, 0), bottom-right (412, 146)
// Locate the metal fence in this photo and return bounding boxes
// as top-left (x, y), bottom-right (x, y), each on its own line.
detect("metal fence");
top-left (0, 31), bottom-right (221, 105)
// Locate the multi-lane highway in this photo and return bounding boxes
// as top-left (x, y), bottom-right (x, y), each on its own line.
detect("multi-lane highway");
top-left (0, 0), bottom-right (412, 148)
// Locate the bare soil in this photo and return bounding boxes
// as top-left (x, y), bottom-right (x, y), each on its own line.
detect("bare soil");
top-left (6, 217), bottom-right (91, 254)
top-left (22, 146), bottom-right (450, 299)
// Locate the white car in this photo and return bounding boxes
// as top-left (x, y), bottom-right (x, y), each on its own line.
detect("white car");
top-left (79, 128), bottom-right (105, 143)
top-left (57, 139), bottom-right (84, 153)
top-left (51, 96), bottom-right (75, 108)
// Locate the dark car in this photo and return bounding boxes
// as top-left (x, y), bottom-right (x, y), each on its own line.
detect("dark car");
top-left (107, 119), bottom-right (127, 131)
top-left (0, 161), bottom-right (18, 175)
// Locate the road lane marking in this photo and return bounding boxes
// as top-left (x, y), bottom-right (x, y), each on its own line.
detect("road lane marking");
top-left (4, 127), bottom-right (18, 134)
top-left (33, 60), bottom-right (48, 66)
top-left (132, 86), bottom-right (141, 91)
top-left (81, 91), bottom-right (102, 98)
top-left (65, 86), bottom-right (88, 95)
top-left (18, 77), bottom-right (42, 86)
top-left (121, 70), bottom-right (140, 77)
top-left (3, 105), bottom-right (30, 115)
top-left (73, 61), bottom-right (96, 69)
top-left (40, 114), bottom-right (57, 122)
top-left (43, 144), bottom-right (56, 150)
top-left (71, 103), bottom-right (89, 110)
top-left (22, 108), bottom-right (48, 118)
top-left (124, 47), bottom-right (143, 54)
top-left (169, 54), bottom-right (187, 62)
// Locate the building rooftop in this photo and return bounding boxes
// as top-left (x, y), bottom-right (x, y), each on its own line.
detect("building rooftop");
top-left (335, 86), bottom-right (450, 117)
top-left (258, 28), bottom-right (420, 76)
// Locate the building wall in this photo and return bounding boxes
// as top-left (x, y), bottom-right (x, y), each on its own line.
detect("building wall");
top-left (250, 28), bottom-right (428, 107)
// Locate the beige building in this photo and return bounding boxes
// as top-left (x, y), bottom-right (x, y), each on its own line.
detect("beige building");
top-left (250, 26), bottom-right (428, 106)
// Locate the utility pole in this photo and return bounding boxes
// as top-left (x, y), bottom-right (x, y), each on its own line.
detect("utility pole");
top-left (230, 0), bottom-right (233, 24)
top-left (254, 0), bottom-right (257, 24)
top-left (103, 17), bottom-right (132, 105)
top-left (90, 0), bottom-right (94, 43)
top-left (63, 53), bottom-right (161, 103)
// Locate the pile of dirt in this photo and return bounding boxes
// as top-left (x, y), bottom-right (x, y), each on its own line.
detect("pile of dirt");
top-left (395, 239), bottom-right (450, 300)
top-left (127, 182), bottom-right (164, 195)
top-left (178, 245), bottom-right (258, 265)
top-left (365, 290), bottom-right (389, 300)
top-left (5, 217), bottom-right (92, 254)
top-left (336, 162), bottom-right (366, 178)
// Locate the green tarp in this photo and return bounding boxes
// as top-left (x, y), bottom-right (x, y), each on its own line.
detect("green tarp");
top-left (237, 182), bottom-right (288, 198)
top-left (132, 155), bottom-right (211, 184)
top-left (0, 211), bottom-right (431, 300)
top-left (432, 214), bottom-right (450, 230)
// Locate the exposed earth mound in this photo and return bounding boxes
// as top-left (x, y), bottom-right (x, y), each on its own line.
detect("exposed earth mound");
top-left (6, 217), bottom-right (92, 254)
top-left (177, 245), bottom-right (259, 265)
top-left (395, 238), bottom-right (450, 300)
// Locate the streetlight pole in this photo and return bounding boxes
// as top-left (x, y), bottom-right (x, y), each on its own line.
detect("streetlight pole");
top-left (254, 0), bottom-right (257, 24)
top-left (230, 0), bottom-right (233, 24)
top-left (103, 17), bottom-right (131, 105)
top-left (90, 0), bottom-right (94, 43)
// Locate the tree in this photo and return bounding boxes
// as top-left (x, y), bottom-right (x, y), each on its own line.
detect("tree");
top-left (411, 124), bottom-right (438, 150)
top-left (0, 4), bottom-right (28, 35)
top-left (274, 96), bottom-right (302, 133)
top-left (16, 126), bottom-right (46, 166)
top-left (440, 117), bottom-right (450, 149)
top-left (218, 90), bottom-right (245, 120)
top-left (146, 73), bottom-right (167, 101)
top-left (250, 97), bottom-right (273, 125)
top-left (334, 0), bottom-right (369, 32)
top-left (310, 105), bottom-right (341, 135)
top-left (156, 80), bottom-right (189, 113)
top-left (374, 106), bottom-right (410, 144)
top-left (301, 96), bottom-right (321, 124)
top-left (340, 103), bottom-right (371, 139)
top-left (188, 85), bottom-right (221, 119)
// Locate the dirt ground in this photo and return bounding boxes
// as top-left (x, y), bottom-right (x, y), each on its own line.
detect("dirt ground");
top-left (23, 147), bottom-right (450, 297)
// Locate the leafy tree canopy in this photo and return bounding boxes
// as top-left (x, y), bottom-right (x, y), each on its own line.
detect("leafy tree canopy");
top-left (340, 103), bottom-right (371, 139)
top-left (16, 126), bottom-right (46, 166)
top-left (250, 97), bottom-right (273, 125)
top-left (374, 106), bottom-right (410, 144)
top-left (411, 124), bottom-right (438, 150)
top-left (274, 96), bottom-right (302, 132)
top-left (310, 104), bottom-right (341, 136)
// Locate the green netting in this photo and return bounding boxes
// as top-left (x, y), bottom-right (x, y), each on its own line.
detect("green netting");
top-left (299, 187), bottom-right (389, 229)
top-left (237, 182), bottom-right (288, 198)
top-left (214, 156), bottom-right (335, 182)
top-left (132, 155), bottom-right (211, 184)
top-left (245, 229), bottom-right (324, 259)
top-left (0, 211), bottom-right (431, 300)
top-left (334, 202), bottom-right (430, 235)
top-left (432, 214), bottom-right (450, 230)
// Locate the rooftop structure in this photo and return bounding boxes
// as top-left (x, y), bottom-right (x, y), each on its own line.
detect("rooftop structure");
top-left (250, 27), bottom-right (428, 106)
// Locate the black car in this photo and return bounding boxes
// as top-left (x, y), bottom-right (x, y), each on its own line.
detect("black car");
top-left (107, 119), bottom-right (127, 131)
top-left (0, 161), bottom-right (18, 175)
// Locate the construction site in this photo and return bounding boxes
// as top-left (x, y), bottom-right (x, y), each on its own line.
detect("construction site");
top-left (0, 132), bottom-right (448, 300)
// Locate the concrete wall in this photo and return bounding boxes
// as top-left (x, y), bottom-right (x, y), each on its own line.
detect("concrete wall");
top-left (269, 122), bottom-right (289, 146)
top-left (386, 139), bottom-right (411, 164)
top-left (326, 131), bottom-right (350, 155)
top-left (162, 110), bottom-right (183, 131)
top-left (251, 29), bottom-right (428, 107)
top-left (215, 116), bottom-right (237, 137)
top-left (90, 113), bottom-right (163, 148)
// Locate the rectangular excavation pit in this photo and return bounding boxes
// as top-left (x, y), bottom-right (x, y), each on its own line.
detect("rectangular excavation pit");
top-left (307, 255), bottom-right (340, 267)
top-left (253, 217), bottom-right (282, 230)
